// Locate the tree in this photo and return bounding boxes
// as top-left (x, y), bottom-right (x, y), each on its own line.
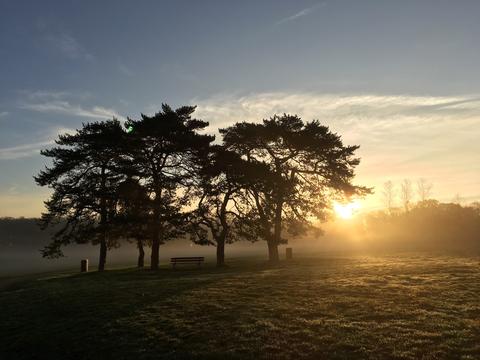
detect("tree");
top-left (400, 179), bottom-right (413, 211)
top-left (221, 114), bottom-right (370, 262)
top-left (189, 145), bottom-right (270, 267)
top-left (35, 119), bottom-right (126, 271)
top-left (124, 104), bottom-right (214, 270)
top-left (115, 177), bottom-right (150, 267)
top-left (382, 180), bottom-right (395, 213)
top-left (417, 178), bottom-right (433, 202)
top-left (452, 193), bottom-right (463, 205)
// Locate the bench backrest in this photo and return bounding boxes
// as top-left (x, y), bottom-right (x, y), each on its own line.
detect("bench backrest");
top-left (171, 257), bottom-right (204, 262)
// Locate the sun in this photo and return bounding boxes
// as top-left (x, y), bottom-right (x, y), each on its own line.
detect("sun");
top-left (334, 200), bottom-right (361, 219)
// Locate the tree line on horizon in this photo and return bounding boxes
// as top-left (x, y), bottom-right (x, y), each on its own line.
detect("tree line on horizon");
top-left (363, 199), bottom-right (480, 252)
top-left (2, 198), bottom-right (479, 253)
top-left (381, 178), bottom-right (470, 213)
top-left (34, 104), bottom-right (369, 271)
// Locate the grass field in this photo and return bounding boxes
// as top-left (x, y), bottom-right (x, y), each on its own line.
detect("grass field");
top-left (0, 254), bottom-right (479, 359)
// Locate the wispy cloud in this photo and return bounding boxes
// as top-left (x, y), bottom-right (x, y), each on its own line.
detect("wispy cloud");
top-left (21, 101), bottom-right (122, 120)
top-left (0, 111), bottom-right (8, 118)
top-left (20, 90), bottom-right (72, 100)
top-left (193, 92), bottom-right (480, 128)
top-left (0, 125), bottom-right (75, 160)
top-left (276, 2), bottom-right (326, 25)
top-left (7, 91), bottom-right (123, 159)
top-left (18, 90), bottom-right (124, 121)
top-left (118, 61), bottom-right (134, 76)
top-left (7, 185), bottom-right (19, 196)
top-left (46, 33), bottom-right (94, 61)
top-left (192, 91), bottom-right (480, 206)
top-left (159, 63), bottom-right (198, 82)
top-left (0, 140), bottom-right (54, 160)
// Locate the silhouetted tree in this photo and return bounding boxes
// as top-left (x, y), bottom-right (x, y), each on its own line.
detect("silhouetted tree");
top-left (400, 179), bottom-right (413, 212)
top-left (35, 119), bottom-right (126, 271)
top-left (124, 104), bottom-right (214, 269)
top-left (221, 114), bottom-right (370, 262)
top-left (115, 177), bottom-right (150, 267)
top-left (382, 180), bottom-right (395, 213)
top-left (417, 178), bottom-right (433, 202)
top-left (452, 193), bottom-right (463, 205)
top-left (189, 146), bottom-right (270, 267)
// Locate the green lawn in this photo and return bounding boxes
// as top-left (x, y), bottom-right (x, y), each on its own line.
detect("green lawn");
top-left (0, 254), bottom-right (479, 359)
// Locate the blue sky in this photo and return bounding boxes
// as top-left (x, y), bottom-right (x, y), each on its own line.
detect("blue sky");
top-left (1, 0), bottom-right (480, 216)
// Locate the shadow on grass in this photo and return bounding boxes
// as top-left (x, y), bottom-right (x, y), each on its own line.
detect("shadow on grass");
top-left (3, 255), bottom-right (477, 359)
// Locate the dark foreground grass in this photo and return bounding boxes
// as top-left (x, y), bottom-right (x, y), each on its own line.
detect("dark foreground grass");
top-left (0, 254), bottom-right (479, 360)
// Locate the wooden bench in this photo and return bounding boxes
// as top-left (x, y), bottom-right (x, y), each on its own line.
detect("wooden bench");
top-left (170, 257), bottom-right (204, 269)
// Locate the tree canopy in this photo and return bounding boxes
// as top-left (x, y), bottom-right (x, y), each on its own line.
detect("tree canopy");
top-left (123, 104), bottom-right (214, 269)
top-left (188, 145), bottom-right (272, 266)
top-left (35, 119), bottom-right (126, 270)
top-left (221, 114), bottom-right (370, 261)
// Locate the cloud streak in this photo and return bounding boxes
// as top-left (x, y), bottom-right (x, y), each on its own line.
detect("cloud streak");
top-left (0, 140), bottom-right (54, 160)
top-left (2, 91), bottom-right (124, 160)
top-left (45, 33), bottom-right (94, 61)
top-left (0, 125), bottom-right (76, 160)
top-left (118, 61), bottom-right (134, 76)
top-left (21, 101), bottom-right (122, 120)
top-left (193, 92), bottom-right (480, 129)
top-left (276, 2), bottom-right (325, 25)
top-left (19, 90), bottom-right (124, 121)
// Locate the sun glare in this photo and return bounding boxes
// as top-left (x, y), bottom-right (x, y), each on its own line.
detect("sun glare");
top-left (334, 201), bottom-right (361, 219)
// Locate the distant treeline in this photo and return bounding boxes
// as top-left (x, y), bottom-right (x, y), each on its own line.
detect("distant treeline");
top-left (363, 200), bottom-right (480, 251)
top-left (3, 199), bottom-right (479, 255)
top-left (0, 217), bottom-right (53, 248)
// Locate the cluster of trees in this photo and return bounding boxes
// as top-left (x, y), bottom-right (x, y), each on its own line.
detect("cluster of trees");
top-left (363, 178), bottom-right (480, 251)
top-left (0, 217), bottom-right (56, 248)
top-left (382, 178), bottom-right (434, 212)
top-left (364, 200), bottom-right (480, 251)
top-left (35, 104), bottom-right (368, 270)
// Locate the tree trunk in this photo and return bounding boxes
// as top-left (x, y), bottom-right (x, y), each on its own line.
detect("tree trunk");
top-left (98, 165), bottom-right (108, 271)
top-left (151, 240), bottom-right (159, 270)
top-left (151, 226), bottom-right (160, 270)
top-left (269, 198), bottom-right (283, 263)
top-left (98, 237), bottom-right (107, 271)
top-left (150, 191), bottom-right (162, 270)
top-left (137, 239), bottom-right (145, 268)
top-left (216, 240), bottom-right (225, 267)
top-left (267, 239), bottom-right (279, 263)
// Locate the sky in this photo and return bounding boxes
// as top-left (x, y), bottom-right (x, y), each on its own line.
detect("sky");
top-left (1, 0), bottom-right (479, 217)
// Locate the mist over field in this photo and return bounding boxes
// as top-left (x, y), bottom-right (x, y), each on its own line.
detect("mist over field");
top-left (0, 217), bottom-right (266, 275)
top-left (2, 200), bottom-right (479, 276)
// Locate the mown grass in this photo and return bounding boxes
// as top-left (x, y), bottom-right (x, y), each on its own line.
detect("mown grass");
top-left (0, 254), bottom-right (479, 359)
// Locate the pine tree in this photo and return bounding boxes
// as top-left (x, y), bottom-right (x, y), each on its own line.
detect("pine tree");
top-left (189, 145), bottom-right (270, 266)
top-left (35, 119), bottom-right (126, 271)
top-left (221, 114), bottom-right (370, 262)
top-left (115, 177), bottom-right (150, 267)
top-left (124, 104), bottom-right (214, 269)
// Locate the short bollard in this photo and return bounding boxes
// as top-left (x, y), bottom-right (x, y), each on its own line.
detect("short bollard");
top-left (80, 259), bottom-right (89, 272)
top-left (286, 247), bottom-right (293, 260)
